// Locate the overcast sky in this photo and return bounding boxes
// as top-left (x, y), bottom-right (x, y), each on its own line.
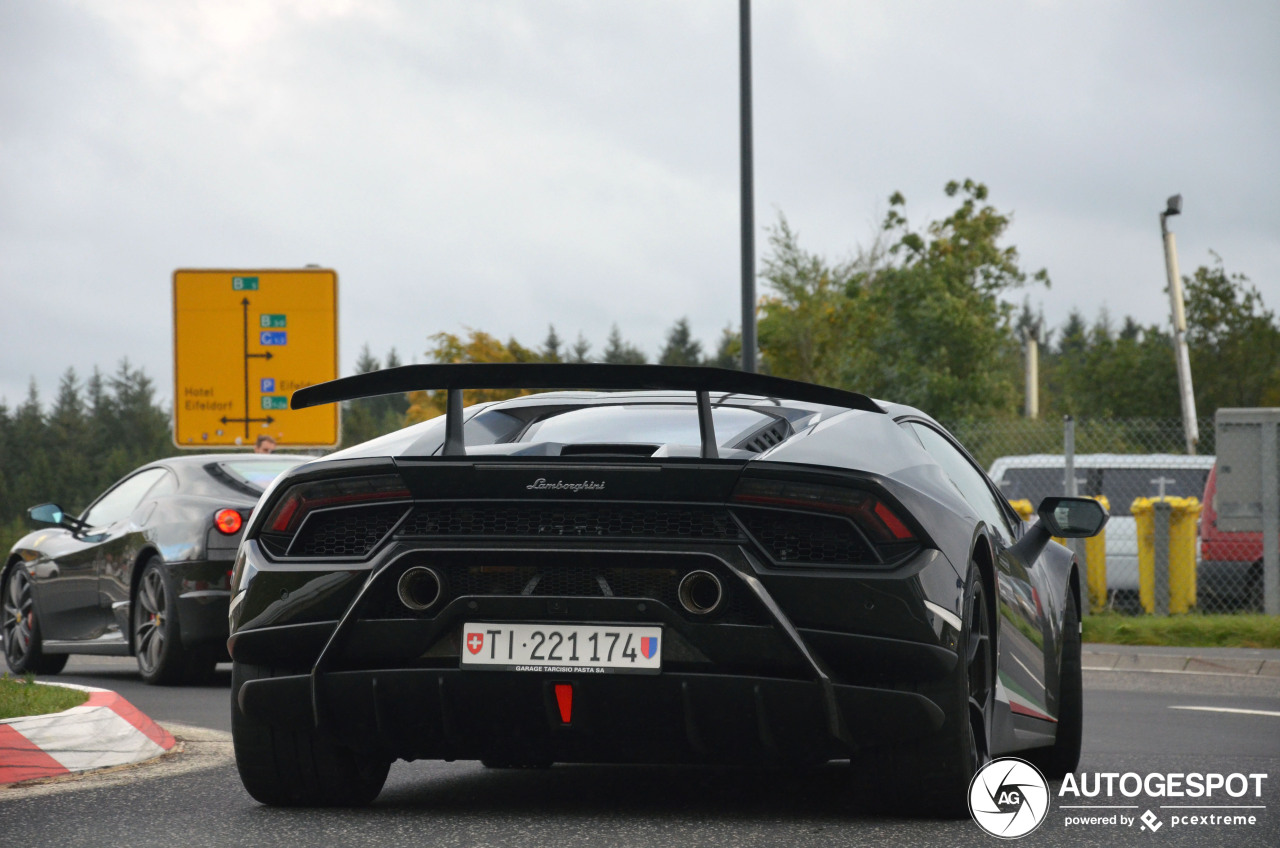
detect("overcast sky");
top-left (2, 0), bottom-right (1277, 411)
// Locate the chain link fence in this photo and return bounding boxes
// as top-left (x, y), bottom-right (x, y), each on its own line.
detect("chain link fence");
top-left (946, 416), bottom-right (1269, 615)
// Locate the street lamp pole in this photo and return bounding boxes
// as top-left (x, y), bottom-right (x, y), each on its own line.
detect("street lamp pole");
top-left (1160, 194), bottom-right (1198, 455)
top-left (739, 0), bottom-right (756, 372)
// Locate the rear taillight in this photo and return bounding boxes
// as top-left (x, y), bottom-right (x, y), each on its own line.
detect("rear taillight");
top-left (214, 508), bottom-right (243, 535)
top-left (730, 477), bottom-right (919, 567)
top-left (263, 475), bottom-right (411, 535)
top-left (731, 477), bottom-right (916, 543)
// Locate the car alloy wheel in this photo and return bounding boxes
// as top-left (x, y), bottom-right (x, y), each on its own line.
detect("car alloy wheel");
top-left (964, 575), bottom-right (994, 770)
top-left (3, 567), bottom-right (35, 670)
top-left (135, 566), bottom-right (168, 677)
top-left (2, 565), bottom-right (67, 675)
top-left (133, 558), bottom-right (196, 684)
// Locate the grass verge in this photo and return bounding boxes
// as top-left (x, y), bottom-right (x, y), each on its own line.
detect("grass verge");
top-left (1083, 613), bottom-right (1280, 649)
top-left (0, 674), bottom-right (89, 720)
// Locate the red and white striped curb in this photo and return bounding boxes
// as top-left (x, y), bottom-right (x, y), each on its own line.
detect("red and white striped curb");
top-left (0, 683), bottom-right (176, 784)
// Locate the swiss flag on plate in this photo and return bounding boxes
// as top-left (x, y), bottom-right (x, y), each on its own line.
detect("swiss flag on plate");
top-left (466, 632), bottom-right (484, 655)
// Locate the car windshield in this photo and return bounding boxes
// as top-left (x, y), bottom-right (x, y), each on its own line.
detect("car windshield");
top-left (215, 459), bottom-right (306, 492)
top-left (521, 404), bottom-right (774, 448)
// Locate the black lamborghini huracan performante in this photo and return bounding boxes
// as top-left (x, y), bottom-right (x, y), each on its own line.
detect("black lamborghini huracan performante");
top-left (227, 364), bottom-right (1106, 814)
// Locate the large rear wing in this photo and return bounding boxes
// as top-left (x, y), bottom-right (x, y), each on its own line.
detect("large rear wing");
top-left (291, 363), bottom-right (882, 459)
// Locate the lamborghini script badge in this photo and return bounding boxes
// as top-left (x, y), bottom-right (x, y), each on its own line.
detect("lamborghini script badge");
top-left (526, 478), bottom-right (606, 492)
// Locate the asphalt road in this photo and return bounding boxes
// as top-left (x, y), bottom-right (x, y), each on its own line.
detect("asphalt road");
top-left (2, 660), bottom-right (1279, 848)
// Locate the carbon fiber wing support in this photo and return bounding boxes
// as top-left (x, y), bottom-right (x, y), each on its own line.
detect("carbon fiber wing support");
top-left (291, 363), bottom-right (883, 459)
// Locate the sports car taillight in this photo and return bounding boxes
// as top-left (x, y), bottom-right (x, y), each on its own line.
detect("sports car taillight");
top-left (730, 477), bottom-right (919, 566)
top-left (263, 475), bottom-right (411, 535)
top-left (214, 508), bottom-right (244, 535)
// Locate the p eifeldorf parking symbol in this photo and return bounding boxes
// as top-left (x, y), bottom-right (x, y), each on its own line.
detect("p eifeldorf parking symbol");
top-left (173, 269), bottom-right (339, 448)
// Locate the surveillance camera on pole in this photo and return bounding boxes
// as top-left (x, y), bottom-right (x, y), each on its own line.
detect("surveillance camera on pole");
top-left (1160, 194), bottom-right (1198, 455)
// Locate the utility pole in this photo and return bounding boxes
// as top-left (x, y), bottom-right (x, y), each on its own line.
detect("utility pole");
top-left (1024, 330), bottom-right (1039, 419)
top-left (739, 0), bottom-right (757, 372)
top-left (1160, 194), bottom-right (1198, 454)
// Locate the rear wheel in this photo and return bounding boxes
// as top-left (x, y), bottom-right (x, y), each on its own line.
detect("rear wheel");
top-left (3, 565), bottom-right (69, 675)
top-left (1024, 588), bottom-right (1082, 778)
top-left (134, 558), bottom-right (189, 684)
top-left (232, 661), bottom-right (391, 806)
top-left (852, 563), bottom-right (992, 817)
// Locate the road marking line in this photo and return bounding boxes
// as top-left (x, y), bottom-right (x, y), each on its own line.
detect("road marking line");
top-left (1169, 706), bottom-right (1280, 717)
top-left (1084, 666), bottom-right (1262, 679)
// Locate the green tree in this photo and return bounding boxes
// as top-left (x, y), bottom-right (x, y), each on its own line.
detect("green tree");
top-left (541, 325), bottom-right (564, 363)
top-left (708, 326), bottom-right (742, 370)
top-left (756, 216), bottom-right (865, 387)
top-left (339, 345), bottom-right (412, 448)
top-left (1044, 312), bottom-right (1178, 418)
top-left (758, 181), bottom-right (1044, 420)
top-left (568, 333), bottom-right (592, 363)
top-left (601, 324), bottom-right (647, 365)
top-left (658, 318), bottom-right (703, 367)
top-left (1184, 255), bottom-right (1280, 410)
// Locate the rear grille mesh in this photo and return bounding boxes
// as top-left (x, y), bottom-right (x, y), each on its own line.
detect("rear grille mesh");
top-left (397, 503), bottom-right (744, 541)
top-left (288, 504), bottom-right (409, 558)
top-left (733, 507), bottom-right (878, 566)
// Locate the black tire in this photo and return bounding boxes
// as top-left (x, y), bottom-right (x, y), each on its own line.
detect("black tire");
top-left (1024, 588), bottom-right (1082, 778)
top-left (133, 557), bottom-right (205, 685)
top-left (852, 564), bottom-right (993, 817)
top-left (3, 565), bottom-right (69, 675)
top-left (232, 661), bottom-right (391, 806)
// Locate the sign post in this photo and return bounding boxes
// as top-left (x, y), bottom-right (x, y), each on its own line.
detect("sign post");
top-left (173, 269), bottom-right (339, 448)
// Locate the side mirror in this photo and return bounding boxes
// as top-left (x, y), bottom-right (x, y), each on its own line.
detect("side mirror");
top-left (28, 503), bottom-right (66, 526)
top-left (1011, 496), bottom-right (1109, 565)
top-left (28, 503), bottom-right (87, 532)
top-left (1037, 496), bottom-right (1108, 538)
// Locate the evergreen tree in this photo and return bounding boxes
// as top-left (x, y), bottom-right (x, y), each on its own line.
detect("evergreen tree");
top-left (708, 326), bottom-right (742, 370)
top-left (569, 334), bottom-right (592, 363)
top-left (602, 325), bottom-right (647, 365)
top-left (541, 325), bottom-right (563, 363)
top-left (658, 318), bottom-right (703, 367)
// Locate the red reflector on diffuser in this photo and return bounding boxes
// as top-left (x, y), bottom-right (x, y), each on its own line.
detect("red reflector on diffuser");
top-left (554, 684), bottom-right (573, 723)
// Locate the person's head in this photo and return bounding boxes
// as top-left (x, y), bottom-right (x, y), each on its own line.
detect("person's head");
top-left (254, 434), bottom-right (277, 454)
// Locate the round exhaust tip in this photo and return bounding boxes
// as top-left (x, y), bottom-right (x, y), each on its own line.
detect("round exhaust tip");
top-left (678, 570), bottom-right (723, 616)
top-left (397, 566), bottom-right (443, 612)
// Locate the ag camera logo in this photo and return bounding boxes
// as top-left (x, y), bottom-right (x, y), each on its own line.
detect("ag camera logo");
top-left (969, 757), bottom-right (1051, 839)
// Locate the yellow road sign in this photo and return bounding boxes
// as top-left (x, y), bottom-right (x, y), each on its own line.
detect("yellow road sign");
top-left (173, 269), bottom-right (339, 448)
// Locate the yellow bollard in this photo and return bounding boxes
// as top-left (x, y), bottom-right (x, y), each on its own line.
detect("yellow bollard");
top-left (1133, 497), bottom-right (1201, 614)
top-left (1085, 495), bottom-right (1109, 615)
top-left (1169, 497), bottom-right (1200, 611)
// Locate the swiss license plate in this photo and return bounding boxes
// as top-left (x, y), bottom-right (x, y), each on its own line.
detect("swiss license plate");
top-left (460, 622), bottom-right (662, 674)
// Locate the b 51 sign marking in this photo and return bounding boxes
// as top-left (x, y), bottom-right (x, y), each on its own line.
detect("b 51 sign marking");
top-left (173, 269), bottom-right (339, 448)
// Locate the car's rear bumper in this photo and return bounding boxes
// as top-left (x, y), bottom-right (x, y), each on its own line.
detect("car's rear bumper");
top-left (228, 538), bottom-right (967, 762)
top-left (236, 665), bottom-right (949, 764)
top-left (169, 560), bottom-right (232, 650)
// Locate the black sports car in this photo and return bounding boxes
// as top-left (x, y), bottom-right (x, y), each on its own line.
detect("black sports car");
top-left (227, 364), bottom-right (1105, 814)
top-left (4, 454), bottom-right (307, 684)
